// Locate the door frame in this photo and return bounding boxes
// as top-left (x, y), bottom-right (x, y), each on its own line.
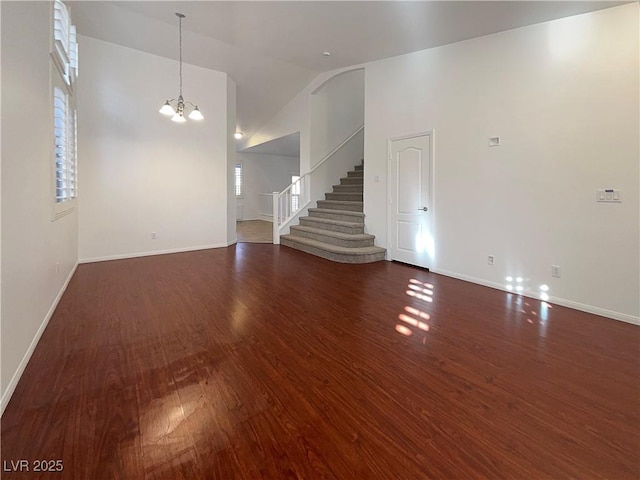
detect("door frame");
top-left (386, 130), bottom-right (435, 266)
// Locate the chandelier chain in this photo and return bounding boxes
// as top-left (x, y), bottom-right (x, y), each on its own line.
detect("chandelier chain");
top-left (178, 14), bottom-right (183, 97)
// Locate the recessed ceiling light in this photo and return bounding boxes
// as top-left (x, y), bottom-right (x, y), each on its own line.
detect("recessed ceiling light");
top-left (322, 51), bottom-right (331, 57)
top-left (234, 132), bottom-right (243, 139)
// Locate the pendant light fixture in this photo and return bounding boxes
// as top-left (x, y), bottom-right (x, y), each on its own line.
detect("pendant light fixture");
top-left (159, 12), bottom-right (203, 122)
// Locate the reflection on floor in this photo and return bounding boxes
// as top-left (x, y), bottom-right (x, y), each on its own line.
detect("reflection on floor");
top-left (236, 219), bottom-right (272, 243)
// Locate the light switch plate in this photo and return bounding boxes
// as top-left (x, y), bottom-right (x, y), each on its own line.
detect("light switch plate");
top-left (597, 189), bottom-right (622, 203)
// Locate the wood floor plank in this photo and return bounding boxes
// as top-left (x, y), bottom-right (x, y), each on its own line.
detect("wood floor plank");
top-left (1, 244), bottom-right (638, 479)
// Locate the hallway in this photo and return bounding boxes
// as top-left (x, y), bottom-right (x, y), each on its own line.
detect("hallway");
top-left (236, 220), bottom-right (272, 243)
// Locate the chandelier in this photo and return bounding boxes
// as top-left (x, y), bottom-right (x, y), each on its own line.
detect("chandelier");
top-left (159, 13), bottom-right (203, 122)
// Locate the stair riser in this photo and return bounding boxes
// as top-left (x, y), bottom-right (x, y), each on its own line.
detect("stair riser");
top-left (347, 171), bottom-right (364, 178)
top-left (354, 165), bottom-right (363, 171)
top-left (281, 238), bottom-right (386, 264)
top-left (290, 227), bottom-right (374, 248)
top-left (340, 177), bottom-right (363, 185)
top-left (325, 193), bottom-right (363, 202)
top-left (299, 218), bottom-right (364, 235)
top-left (308, 210), bottom-right (364, 223)
top-left (332, 185), bottom-right (363, 193)
top-left (317, 201), bottom-right (363, 212)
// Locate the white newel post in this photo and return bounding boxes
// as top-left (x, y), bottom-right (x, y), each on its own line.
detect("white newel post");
top-left (272, 192), bottom-right (280, 244)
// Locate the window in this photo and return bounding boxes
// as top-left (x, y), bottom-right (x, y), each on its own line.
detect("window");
top-left (235, 163), bottom-right (243, 198)
top-left (52, 0), bottom-right (78, 86)
top-left (51, 0), bottom-right (78, 218)
top-left (54, 87), bottom-right (77, 204)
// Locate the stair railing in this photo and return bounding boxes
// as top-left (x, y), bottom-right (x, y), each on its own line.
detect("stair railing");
top-left (273, 124), bottom-right (364, 244)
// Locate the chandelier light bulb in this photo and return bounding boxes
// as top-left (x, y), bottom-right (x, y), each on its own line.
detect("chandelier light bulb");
top-left (171, 112), bottom-right (186, 123)
top-left (188, 106), bottom-right (204, 120)
top-left (159, 101), bottom-right (175, 116)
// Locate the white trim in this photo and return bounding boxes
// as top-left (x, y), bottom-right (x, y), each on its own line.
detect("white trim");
top-left (387, 130), bottom-right (434, 143)
top-left (431, 267), bottom-right (640, 326)
top-left (237, 217), bottom-right (274, 223)
top-left (78, 243), bottom-right (234, 264)
top-left (1, 262), bottom-right (78, 416)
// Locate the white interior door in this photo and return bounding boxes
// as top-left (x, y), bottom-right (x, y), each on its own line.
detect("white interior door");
top-left (387, 133), bottom-right (433, 268)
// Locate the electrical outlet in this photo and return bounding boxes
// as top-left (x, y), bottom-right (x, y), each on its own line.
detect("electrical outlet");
top-left (552, 265), bottom-right (561, 278)
top-left (488, 255), bottom-right (495, 265)
top-left (151, 232), bottom-right (157, 240)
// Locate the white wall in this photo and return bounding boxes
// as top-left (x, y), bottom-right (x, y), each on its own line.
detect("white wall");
top-left (1, 1), bottom-right (79, 411)
top-left (236, 153), bottom-right (299, 221)
top-left (244, 66), bottom-right (366, 175)
top-left (310, 69), bottom-right (364, 168)
top-left (226, 78), bottom-right (238, 245)
top-left (77, 35), bottom-right (234, 262)
top-left (364, 4), bottom-right (639, 321)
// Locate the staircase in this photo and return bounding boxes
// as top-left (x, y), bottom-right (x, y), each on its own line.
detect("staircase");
top-left (280, 162), bottom-right (386, 263)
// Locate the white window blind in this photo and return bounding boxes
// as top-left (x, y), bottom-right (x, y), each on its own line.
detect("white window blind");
top-left (69, 110), bottom-right (78, 198)
top-left (235, 163), bottom-right (243, 198)
top-left (53, 0), bottom-right (78, 85)
top-left (53, 1), bottom-right (69, 62)
top-left (54, 87), bottom-right (76, 203)
top-left (69, 25), bottom-right (78, 79)
top-left (51, 0), bottom-right (78, 216)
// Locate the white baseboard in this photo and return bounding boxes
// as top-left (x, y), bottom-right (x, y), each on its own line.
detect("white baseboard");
top-left (237, 216), bottom-right (275, 223)
top-left (1, 262), bottom-right (79, 416)
top-left (79, 243), bottom-right (232, 264)
top-left (430, 268), bottom-right (640, 326)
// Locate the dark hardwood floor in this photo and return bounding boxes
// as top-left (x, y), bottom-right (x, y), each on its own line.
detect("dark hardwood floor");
top-left (2, 244), bottom-right (639, 479)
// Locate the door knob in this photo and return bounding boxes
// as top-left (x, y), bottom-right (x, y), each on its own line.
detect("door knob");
top-left (418, 206), bottom-right (428, 211)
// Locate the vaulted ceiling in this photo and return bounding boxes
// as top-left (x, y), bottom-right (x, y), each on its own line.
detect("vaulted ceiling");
top-left (70, 1), bottom-right (625, 143)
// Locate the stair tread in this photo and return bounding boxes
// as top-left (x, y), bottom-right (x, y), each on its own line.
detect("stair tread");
top-left (308, 208), bottom-right (365, 217)
top-left (281, 235), bottom-right (385, 255)
top-left (290, 225), bottom-right (374, 240)
top-left (317, 200), bottom-right (364, 206)
top-left (300, 216), bottom-right (363, 227)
